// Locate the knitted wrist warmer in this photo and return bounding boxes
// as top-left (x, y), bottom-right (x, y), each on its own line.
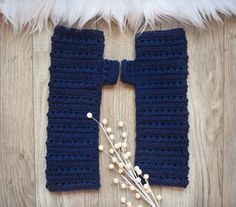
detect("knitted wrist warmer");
top-left (46, 26), bottom-right (119, 191)
top-left (121, 28), bottom-right (189, 187)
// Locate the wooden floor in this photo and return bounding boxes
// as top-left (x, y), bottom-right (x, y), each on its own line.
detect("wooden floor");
top-left (0, 17), bottom-right (236, 207)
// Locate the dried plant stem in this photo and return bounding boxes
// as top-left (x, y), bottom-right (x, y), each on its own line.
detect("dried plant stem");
top-left (87, 113), bottom-right (161, 207)
top-left (90, 116), bottom-right (124, 164)
top-left (119, 173), bottom-right (156, 207)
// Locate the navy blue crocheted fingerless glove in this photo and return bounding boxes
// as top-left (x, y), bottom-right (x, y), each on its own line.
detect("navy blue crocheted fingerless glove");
top-left (121, 28), bottom-right (189, 187)
top-left (46, 26), bottom-right (119, 191)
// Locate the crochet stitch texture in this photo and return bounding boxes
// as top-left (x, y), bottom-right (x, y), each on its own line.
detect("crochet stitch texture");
top-left (121, 28), bottom-right (189, 187)
top-left (46, 26), bottom-right (119, 191)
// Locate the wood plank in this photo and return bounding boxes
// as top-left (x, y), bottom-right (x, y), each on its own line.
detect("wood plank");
top-left (223, 16), bottom-right (236, 207)
top-left (97, 22), bottom-right (136, 207)
top-left (0, 23), bottom-right (35, 207)
top-left (32, 25), bottom-right (60, 207)
top-left (160, 23), bottom-right (224, 207)
top-left (33, 23), bottom-right (99, 207)
top-left (1, 17), bottom-right (236, 207)
top-left (96, 21), bottom-right (162, 207)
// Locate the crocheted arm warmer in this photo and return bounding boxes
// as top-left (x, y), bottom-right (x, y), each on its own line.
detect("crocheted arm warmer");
top-left (46, 26), bottom-right (119, 191)
top-left (121, 28), bottom-right (189, 187)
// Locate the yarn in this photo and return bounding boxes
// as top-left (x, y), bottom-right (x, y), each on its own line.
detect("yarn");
top-left (121, 28), bottom-right (189, 187)
top-left (46, 26), bottom-right (119, 191)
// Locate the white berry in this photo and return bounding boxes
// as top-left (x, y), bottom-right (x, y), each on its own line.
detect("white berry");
top-left (129, 185), bottom-right (135, 191)
top-left (109, 149), bottom-right (114, 154)
top-left (113, 178), bottom-right (119, 184)
top-left (126, 152), bottom-right (131, 157)
top-left (106, 127), bottom-right (112, 133)
top-left (87, 112), bottom-right (93, 118)
top-left (122, 132), bottom-right (127, 138)
top-left (109, 163), bottom-right (114, 170)
top-left (118, 121), bottom-right (124, 127)
top-left (143, 183), bottom-right (149, 190)
top-left (136, 177), bottom-right (141, 182)
top-left (102, 119), bottom-right (108, 125)
top-left (137, 169), bottom-right (142, 175)
top-left (121, 183), bottom-right (126, 189)
top-left (118, 162), bottom-right (123, 168)
top-left (98, 145), bottom-right (103, 151)
top-left (126, 201), bottom-right (132, 207)
top-left (122, 142), bottom-right (127, 148)
top-left (146, 188), bottom-right (151, 193)
top-left (135, 193), bottom-right (141, 199)
top-left (109, 134), bottom-right (115, 140)
top-left (118, 168), bottom-right (124, 174)
top-left (157, 194), bottom-right (162, 201)
top-left (121, 197), bottom-right (126, 203)
top-left (126, 163), bottom-right (132, 169)
top-left (143, 174), bottom-right (149, 180)
top-left (123, 154), bottom-right (128, 159)
top-left (112, 157), bottom-right (117, 163)
top-left (134, 166), bottom-right (140, 171)
top-left (115, 142), bottom-right (121, 149)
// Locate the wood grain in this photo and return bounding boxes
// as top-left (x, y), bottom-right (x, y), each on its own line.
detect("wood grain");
top-left (0, 22), bottom-right (35, 206)
top-left (0, 17), bottom-right (236, 207)
top-left (223, 17), bottom-right (236, 207)
top-left (32, 25), bottom-right (60, 207)
top-left (97, 22), bottom-right (138, 207)
top-left (158, 22), bottom-right (225, 207)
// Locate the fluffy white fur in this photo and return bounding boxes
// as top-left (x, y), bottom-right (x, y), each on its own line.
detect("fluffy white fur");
top-left (0, 0), bottom-right (236, 32)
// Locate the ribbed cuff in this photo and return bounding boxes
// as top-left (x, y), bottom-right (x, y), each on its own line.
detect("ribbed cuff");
top-left (51, 26), bottom-right (105, 60)
top-left (135, 28), bottom-right (188, 60)
top-left (121, 60), bottom-right (136, 85)
top-left (102, 60), bottom-right (120, 85)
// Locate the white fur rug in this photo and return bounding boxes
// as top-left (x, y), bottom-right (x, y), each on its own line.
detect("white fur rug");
top-left (0, 0), bottom-right (236, 32)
